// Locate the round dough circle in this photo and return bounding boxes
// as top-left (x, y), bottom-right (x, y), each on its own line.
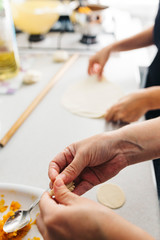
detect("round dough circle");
top-left (61, 76), bottom-right (124, 118)
top-left (97, 183), bottom-right (125, 209)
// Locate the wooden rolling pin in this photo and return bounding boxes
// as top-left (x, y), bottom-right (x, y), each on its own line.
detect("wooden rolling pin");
top-left (0, 53), bottom-right (79, 147)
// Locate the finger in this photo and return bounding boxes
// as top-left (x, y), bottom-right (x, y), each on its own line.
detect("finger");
top-left (112, 113), bottom-right (120, 123)
top-left (48, 147), bottom-right (74, 182)
top-left (49, 181), bottom-right (53, 190)
top-left (59, 153), bottom-right (87, 184)
top-left (98, 66), bottom-right (104, 79)
top-left (105, 107), bottom-right (115, 122)
top-left (88, 59), bottom-right (94, 75)
top-left (39, 192), bottom-right (57, 217)
top-left (120, 116), bottom-right (130, 124)
top-left (48, 162), bottom-right (59, 183)
top-left (54, 177), bottom-right (77, 205)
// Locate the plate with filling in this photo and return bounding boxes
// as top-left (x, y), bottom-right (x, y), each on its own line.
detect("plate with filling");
top-left (0, 183), bottom-right (44, 240)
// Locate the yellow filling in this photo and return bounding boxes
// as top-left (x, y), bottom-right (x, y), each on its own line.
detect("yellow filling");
top-left (0, 198), bottom-right (39, 240)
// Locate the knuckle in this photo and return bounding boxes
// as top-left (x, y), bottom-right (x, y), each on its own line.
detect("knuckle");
top-left (65, 163), bottom-right (77, 177)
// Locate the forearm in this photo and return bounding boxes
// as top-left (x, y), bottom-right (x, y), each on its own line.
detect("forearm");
top-left (100, 209), bottom-right (154, 240)
top-left (142, 86), bottom-right (160, 111)
top-left (114, 117), bottom-right (160, 165)
top-left (108, 26), bottom-right (154, 53)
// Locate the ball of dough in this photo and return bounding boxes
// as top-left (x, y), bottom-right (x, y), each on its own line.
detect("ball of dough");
top-left (97, 183), bottom-right (125, 209)
top-left (53, 50), bottom-right (69, 63)
top-left (23, 70), bottom-right (41, 85)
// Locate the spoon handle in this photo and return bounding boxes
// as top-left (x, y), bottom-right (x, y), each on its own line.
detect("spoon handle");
top-left (28, 188), bottom-right (51, 213)
top-left (28, 196), bottom-right (41, 213)
top-left (28, 182), bottom-right (75, 213)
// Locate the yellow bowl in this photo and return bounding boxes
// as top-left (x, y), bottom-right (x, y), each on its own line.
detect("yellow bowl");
top-left (11, 0), bottom-right (61, 35)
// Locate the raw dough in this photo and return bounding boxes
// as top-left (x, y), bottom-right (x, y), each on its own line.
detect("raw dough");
top-left (61, 75), bottom-right (124, 118)
top-left (23, 70), bottom-right (41, 84)
top-left (97, 183), bottom-right (125, 209)
top-left (53, 50), bottom-right (69, 63)
top-left (49, 182), bottom-right (75, 196)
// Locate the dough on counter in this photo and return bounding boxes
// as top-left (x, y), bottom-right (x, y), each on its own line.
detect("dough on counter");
top-left (61, 75), bottom-right (124, 118)
top-left (53, 50), bottom-right (69, 63)
top-left (23, 70), bottom-right (41, 84)
top-left (97, 183), bottom-right (125, 209)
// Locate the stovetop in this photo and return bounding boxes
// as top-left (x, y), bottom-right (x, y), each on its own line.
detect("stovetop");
top-left (16, 8), bottom-right (151, 68)
top-left (16, 8), bottom-right (118, 53)
top-left (16, 31), bottom-right (115, 53)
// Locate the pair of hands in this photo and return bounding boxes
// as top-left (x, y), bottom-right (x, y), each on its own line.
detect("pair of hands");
top-left (88, 45), bottom-right (149, 123)
top-left (36, 131), bottom-right (153, 240)
top-left (37, 132), bottom-right (126, 240)
top-left (36, 46), bottom-right (153, 240)
top-left (37, 178), bottom-right (111, 240)
top-left (37, 178), bottom-right (152, 240)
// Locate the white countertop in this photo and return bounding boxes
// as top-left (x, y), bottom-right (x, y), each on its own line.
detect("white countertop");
top-left (0, 10), bottom-right (160, 239)
top-left (0, 50), bottom-right (160, 239)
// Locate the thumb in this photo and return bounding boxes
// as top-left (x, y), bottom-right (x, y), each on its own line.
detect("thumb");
top-left (59, 154), bottom-right (86, 183)
top-left (53, 177), bottom-right (77, 205)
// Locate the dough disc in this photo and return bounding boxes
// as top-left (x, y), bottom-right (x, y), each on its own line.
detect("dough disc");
top-left (97, 183), bottom-right (125, 209)
top-left (61, 76), bottom-right (124, 118)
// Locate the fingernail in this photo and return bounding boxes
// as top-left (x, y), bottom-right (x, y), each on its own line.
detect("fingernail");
top-left (55, 178), bottom-right (63, 187)
top-left (50, 182), bottom-right (53, 189)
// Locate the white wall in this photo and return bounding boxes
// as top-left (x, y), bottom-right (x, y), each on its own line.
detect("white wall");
top-left (89, 0), bottom-right (159, 24)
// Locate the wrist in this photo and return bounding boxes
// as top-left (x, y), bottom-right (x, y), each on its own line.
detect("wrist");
top-left (102, 43), bottom-right (116, 58)
top-left (142, 87), bottom-right (160, 110)
top-left (106, 43), bottom-right (117, 54)
top-left (98, 206), bottom-right (154, 240)
top-left (138, 89), bottom-right (153, 112)
top-left (102, 131), bottom-right (129, 169)
top-left (108, 42), bottom-right (123, 53)
top-left (104, 128), bottom-right (144, 167)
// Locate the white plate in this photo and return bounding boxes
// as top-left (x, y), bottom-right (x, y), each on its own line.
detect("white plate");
top-left (0, 183), bottom-right (44, 239)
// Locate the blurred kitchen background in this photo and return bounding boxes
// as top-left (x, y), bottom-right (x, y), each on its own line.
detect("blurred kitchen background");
top-left (12, 0), bottom-right (158, 62)
top-left (4, 0), bottom-right (156, 95)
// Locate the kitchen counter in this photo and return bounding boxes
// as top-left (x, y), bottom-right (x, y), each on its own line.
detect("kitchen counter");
top-left (0, 9), bottom-right (160, 239)
top-left (0, 50), bottom-right (160, 239)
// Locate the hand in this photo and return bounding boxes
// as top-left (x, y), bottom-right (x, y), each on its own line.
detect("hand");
top-left (105, 91), bottom-right (149, 123)
top-left (37, 178), bottom-right (153, 240)
top-left (37, 178), bottom-right (109, 240)
top-left (48, 133), bottom-right (133, 195)
top-left (88, 45), bottom-right (112, 78)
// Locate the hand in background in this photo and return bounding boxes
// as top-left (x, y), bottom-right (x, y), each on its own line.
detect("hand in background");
top-left (105, 91), bottom-right (149, 123)
top-left (88, 45), bottom-right (112, 78)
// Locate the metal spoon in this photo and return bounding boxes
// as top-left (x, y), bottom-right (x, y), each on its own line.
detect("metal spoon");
top-left (3, 194), bottom-right (41, 233)
top-left (3, 182), bottom-right (75, 233)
